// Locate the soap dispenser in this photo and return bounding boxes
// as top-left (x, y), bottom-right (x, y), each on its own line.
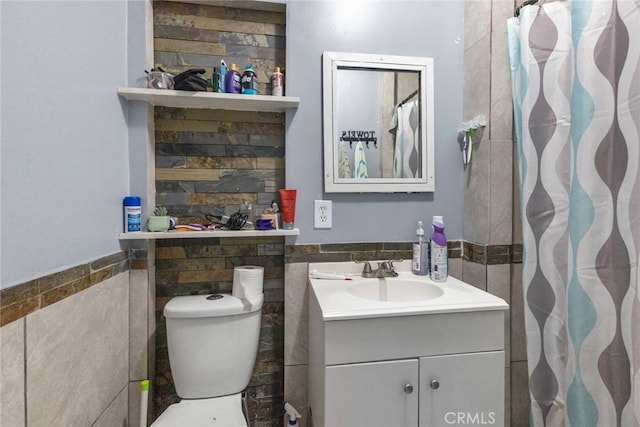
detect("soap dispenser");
top-left (412, 221), bottom-right (429, 276)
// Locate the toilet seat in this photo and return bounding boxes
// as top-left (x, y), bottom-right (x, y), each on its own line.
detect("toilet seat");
top-left (151, 393), bottom-right (248, 427)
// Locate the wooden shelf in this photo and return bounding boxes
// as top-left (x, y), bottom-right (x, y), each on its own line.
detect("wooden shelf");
top-left (117, 87), bottom-right (299, 112)
top-left (119, 228), bottom-right (300, 240)
top-left (118, 86), bottom-right (300, 241)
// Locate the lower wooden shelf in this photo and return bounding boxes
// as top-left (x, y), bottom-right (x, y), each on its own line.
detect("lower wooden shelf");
top-left (119, 228), bottom-right (299, 240)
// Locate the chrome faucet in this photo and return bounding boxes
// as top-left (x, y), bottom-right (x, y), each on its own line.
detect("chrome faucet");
top-left (356, 260), bottom-right (400, 278)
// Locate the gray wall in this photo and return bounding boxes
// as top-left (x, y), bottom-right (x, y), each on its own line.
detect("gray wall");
top-left (1, 1), bottom-right (132, 288)
top-left (286, 1), bottom-right (465, 244)
top-left (335, 70), bottom-right (382, 178)
top-left (0, 0), bottom-right (466, 287)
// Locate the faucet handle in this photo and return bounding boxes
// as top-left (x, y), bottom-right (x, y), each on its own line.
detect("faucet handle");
top-left (353, 259), bottom-right (373, 277)
top-left (387, 259), bottom-right (403, 268)
top-left (354, 259), bottom-right (373, 275)
top-left (362, 261), bottom-right (373, 275)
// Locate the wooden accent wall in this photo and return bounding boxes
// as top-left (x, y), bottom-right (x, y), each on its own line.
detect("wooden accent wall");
top-left (152, 2), bottom-right (286, 425)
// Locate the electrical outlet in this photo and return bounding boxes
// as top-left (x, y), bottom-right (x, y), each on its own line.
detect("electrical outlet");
top-left (314, 200), bottom-right (332, 229)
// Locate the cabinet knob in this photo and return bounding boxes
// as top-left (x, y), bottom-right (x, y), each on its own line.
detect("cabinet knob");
top-left (430, 379), bottom-right (440, 390)
top-left (404, 383), bottom-right (414, 394)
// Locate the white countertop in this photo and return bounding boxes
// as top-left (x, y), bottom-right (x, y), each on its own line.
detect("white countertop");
top-left (309, 261), bottom-right (508, 321)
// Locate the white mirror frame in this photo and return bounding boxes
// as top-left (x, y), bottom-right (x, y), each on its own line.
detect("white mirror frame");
top-left (322, 51), bottom-right (435, 193)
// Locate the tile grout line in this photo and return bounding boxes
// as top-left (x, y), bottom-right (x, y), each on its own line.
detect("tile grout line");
top-left (89, 383), bottom-right (130, 426)
top-left (23, 316), bottom-right (27, 426)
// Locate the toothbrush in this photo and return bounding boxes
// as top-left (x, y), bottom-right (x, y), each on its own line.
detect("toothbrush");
top-left (309, 270), bottom-right (353, 280)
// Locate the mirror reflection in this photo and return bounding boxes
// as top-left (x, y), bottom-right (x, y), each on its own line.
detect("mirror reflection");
top-left (336, 68), bottom-right (420, 179)
top-left (323, 52), bottom-right (434, 193)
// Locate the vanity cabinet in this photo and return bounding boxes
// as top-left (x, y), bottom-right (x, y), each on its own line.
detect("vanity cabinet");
top-left (322, 352), bottom-right (503, 427)
top-left (418, 351), bottom-right (504, 426)
top-left (325, 359), bottom-right (419, 427)
top-left (308, 280), bottom-right (506, 427)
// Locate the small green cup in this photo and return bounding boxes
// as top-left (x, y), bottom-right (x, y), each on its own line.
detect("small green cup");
top-left (148, 216), bottom-right (170, 232)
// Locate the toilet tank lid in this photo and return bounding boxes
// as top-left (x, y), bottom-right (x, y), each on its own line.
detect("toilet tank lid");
top-left (164, 294), bottom-right (263, 318)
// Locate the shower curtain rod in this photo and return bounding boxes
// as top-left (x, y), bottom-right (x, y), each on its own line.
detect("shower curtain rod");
top-left (399, 89), bottom-right (418, 106)
top-left (514, 0), bottom-right (539, 17)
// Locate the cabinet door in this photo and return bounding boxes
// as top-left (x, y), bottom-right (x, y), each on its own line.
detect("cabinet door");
top-left (419, 351), bottom-right (504, 427)
top-left (325, 359), bottom-right (419, 427)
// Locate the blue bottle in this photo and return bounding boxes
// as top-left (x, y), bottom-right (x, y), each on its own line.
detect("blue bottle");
top-left (123, 196), bottom-right (141, 233)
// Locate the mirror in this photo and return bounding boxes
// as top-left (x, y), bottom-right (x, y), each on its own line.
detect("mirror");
top-left (323, 51), bottom-right (435, 193)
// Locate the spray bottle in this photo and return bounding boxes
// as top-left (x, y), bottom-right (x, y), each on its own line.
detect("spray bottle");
top-left (430, 217), bottom-right (448, 282)
top-left (283, 401), bottom-right (301, 427)
top-left (429, 215), bottom-right (443, 276)
top-left (220, 60), bottom-right (227, 93)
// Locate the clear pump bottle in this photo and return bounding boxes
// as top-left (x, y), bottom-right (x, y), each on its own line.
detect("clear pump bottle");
top-left (412, 221), bottom-right (429, 275)
top-left (239, 200), bottom-right (253, 225)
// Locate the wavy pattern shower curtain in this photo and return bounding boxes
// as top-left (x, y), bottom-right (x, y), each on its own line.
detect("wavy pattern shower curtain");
top-left (508, 1), bottom-right (640, 425)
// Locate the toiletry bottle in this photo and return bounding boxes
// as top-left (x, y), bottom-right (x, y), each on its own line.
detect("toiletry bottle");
top-left (272, 67), bottom-right (284, 96)
top-left (212, 67), bottom-right (221, 93)
top-left (225, 63), bottom-right (242, 94)
top-left (239, 200), bottom-right (253, 224)
top-left (279, 189), bottom-right (297, 230)
top-left (429, 215), bottom-right (443, 275)
top-left (220, 60), bottom-right (227, 93)
top-left (241, 64), bottom-right (258, 95)
top-left (123, 196), bottom-right (141, 233)
top-left (283, 402), bottom-right (301, 427)
top-left (431, 219), bottom-right (448, 282)
top-left (412, 221), bottom-right (429, 275)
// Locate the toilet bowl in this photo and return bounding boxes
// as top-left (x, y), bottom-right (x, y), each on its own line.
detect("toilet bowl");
top-left (152, 393), bottom-right (247, 426)
top-left (151, 293), bottom-right (263, 427)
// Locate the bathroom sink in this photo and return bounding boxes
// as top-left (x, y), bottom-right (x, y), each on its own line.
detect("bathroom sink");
top-left (347, 279), bottom-right (443, 302)
top-left (308, 260), bottom-right (509, 320)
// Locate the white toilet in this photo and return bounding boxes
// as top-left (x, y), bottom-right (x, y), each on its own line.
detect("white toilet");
top-left (152, 293), bottom-right (263, 427)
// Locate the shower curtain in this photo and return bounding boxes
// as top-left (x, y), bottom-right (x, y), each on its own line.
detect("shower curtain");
top-left (392, 100), bottom-right (420, 178)
top-left (508, 1), bottom-right (640, 426)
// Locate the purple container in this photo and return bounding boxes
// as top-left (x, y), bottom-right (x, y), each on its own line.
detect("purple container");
top-left (225, 65), bottom-right (242, 94)
top-left (432, 221), bottom-right (446, 246)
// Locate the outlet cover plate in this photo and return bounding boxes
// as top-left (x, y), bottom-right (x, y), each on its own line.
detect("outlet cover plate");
top-left (314, 200), bottom-right (332, 229)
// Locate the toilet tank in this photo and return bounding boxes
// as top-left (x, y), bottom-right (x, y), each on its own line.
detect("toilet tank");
top-left (164, 294), bottom-right (263, 399)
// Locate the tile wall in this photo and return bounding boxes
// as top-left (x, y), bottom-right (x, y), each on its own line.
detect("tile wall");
top-left (153, 237), bottom-right (286, 426)
top-left (150, 3), bottom-right (287, 426)
top-left (461, 0), bottom-right (530, 424)
top-left (0, 250), bottom-right (153, 427)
